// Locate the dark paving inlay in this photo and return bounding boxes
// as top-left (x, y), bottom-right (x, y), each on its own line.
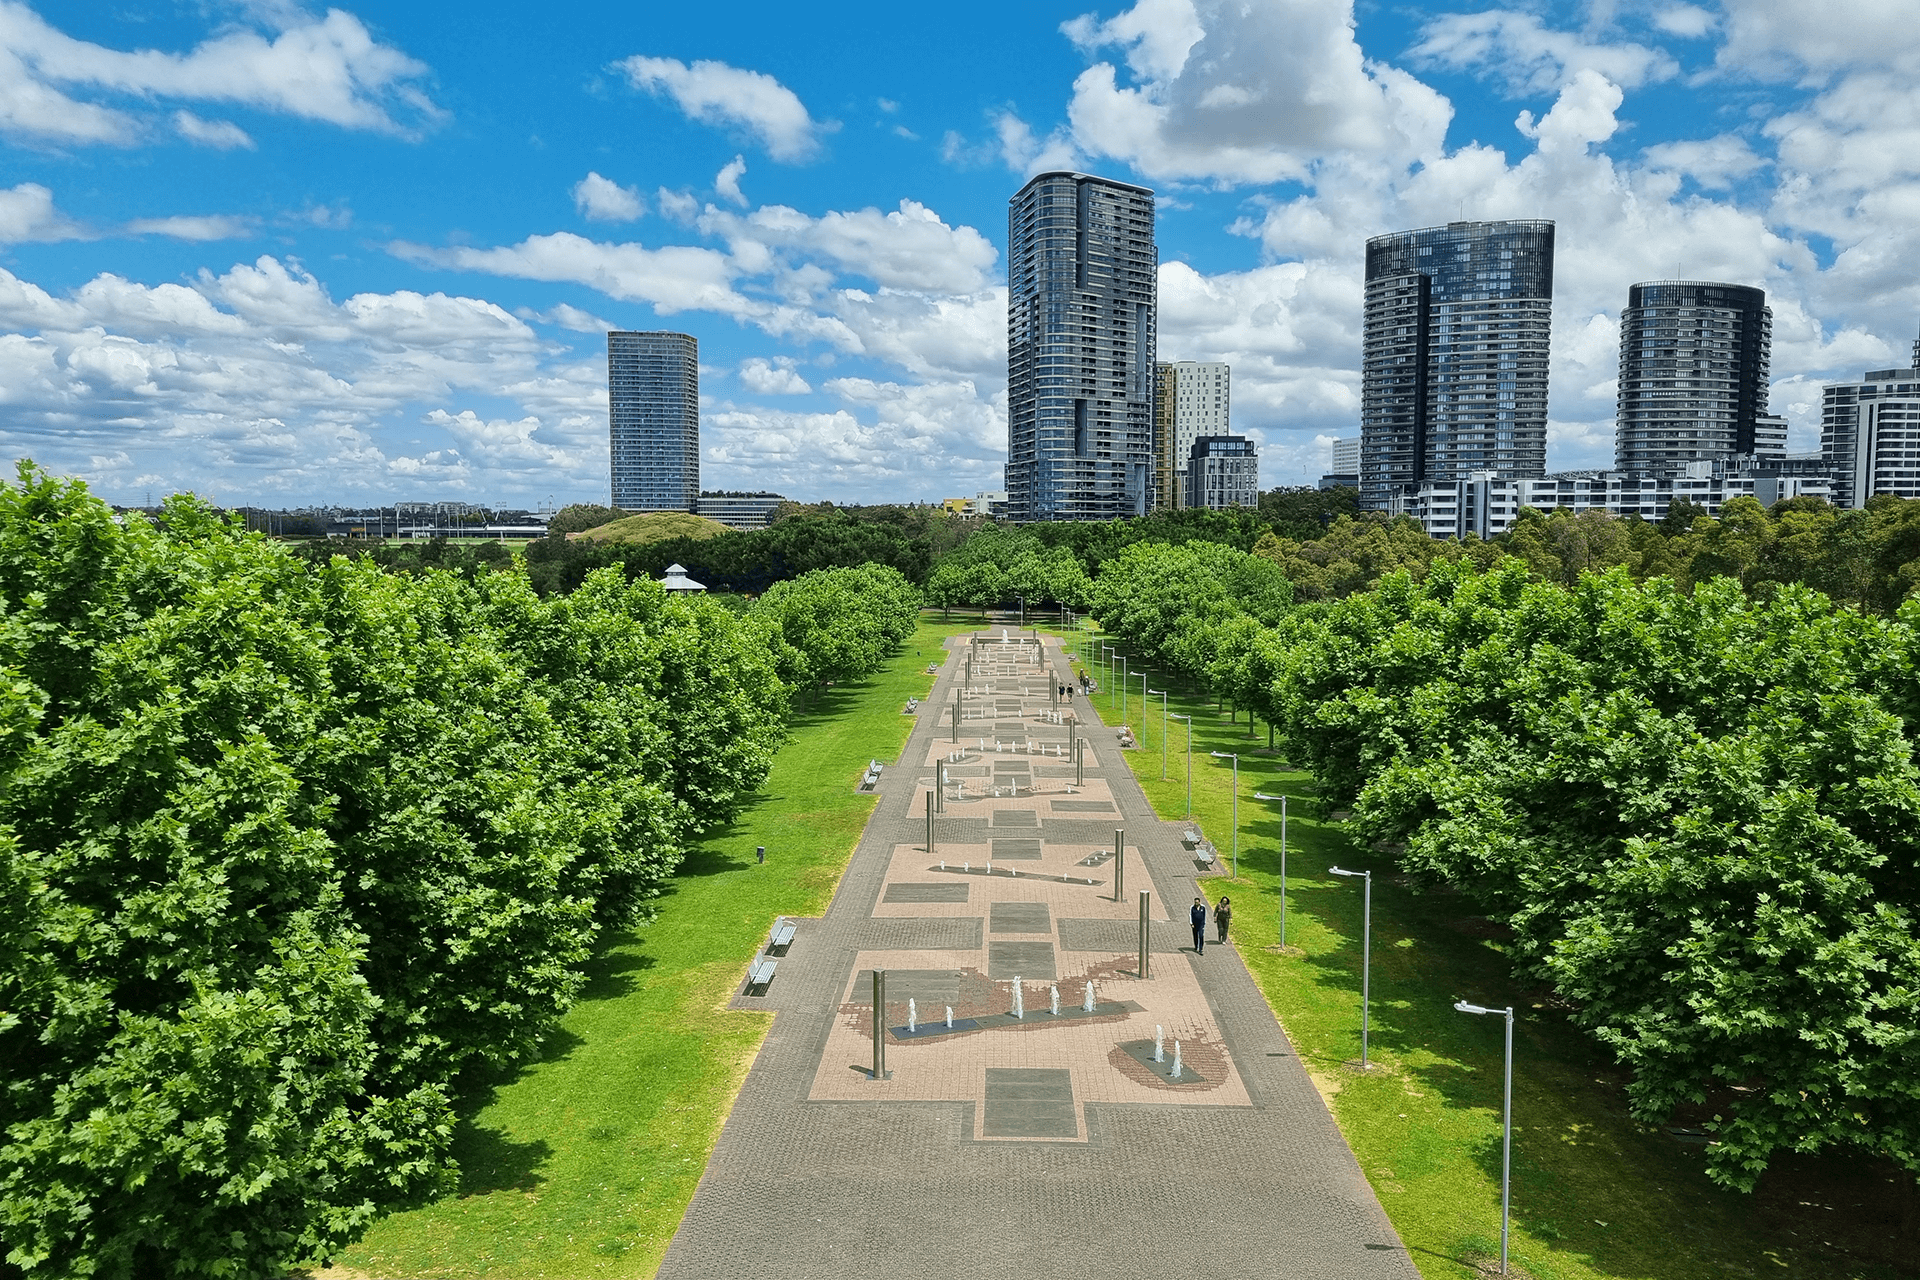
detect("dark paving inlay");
top-left (1057, 918), bottom-right (1191, 953)
top-left (987, 939), bottom-right (1056, 979)
top-left (989, 901), bottom-right (1052, 934)
top-left (857, 917), bottom-right (984, 951)
top-left (1051, 800), bottom-right (1116, 812)
top-left (983, 1067), bottom-right (1077, 1138)
top-left (1117, 1038), bottom-right (1210, 1084)
top-left (849, 969), bottom-right (961, 1005)
top-left (993, 722), bottom-right (1027, 737)
top-left (884, 882), bottom-right (971, 903)
top-left (989, 837), bottom-right (1043, 860)
top-left (1041, 819), bottom-right (1129, 843)
top-left (990, 809), bottom-right (1040, 828)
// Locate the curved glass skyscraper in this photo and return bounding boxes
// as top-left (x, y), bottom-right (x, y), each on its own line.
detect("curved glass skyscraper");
top-left (1360, 220), bottom-right (1554, 510)
top-left (1005, 172), bottom-right (1157, 522)
top-left (1615, 282), bottom-right (1772, 475)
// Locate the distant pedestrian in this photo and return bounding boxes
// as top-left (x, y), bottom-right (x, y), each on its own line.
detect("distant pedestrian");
top-left (1190, 897), bottom-right (1207, 954)
top-left (1214, 896), bottom-right (1232, 944)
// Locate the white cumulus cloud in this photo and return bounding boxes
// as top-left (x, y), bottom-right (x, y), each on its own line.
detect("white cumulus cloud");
top-left (172, 109), bottom-right (254, 149)
top-left (573, 171), bottom-right (645, 222)
top-left (0, 4), bottom-right (440, 145)
top-left (615, 55), bottom-right (823, 161)
top-left (738, 356), bottom-right (811, 394)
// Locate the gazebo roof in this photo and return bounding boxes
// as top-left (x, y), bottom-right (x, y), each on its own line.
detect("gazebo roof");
top-left (660, 563), bottom-right (705, 592)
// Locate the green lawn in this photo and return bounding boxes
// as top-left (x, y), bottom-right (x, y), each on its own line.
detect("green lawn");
top-left (1060, 623), bottom-right (1910, 1280)
top-left (328, 620), bottom-right (976, 1279)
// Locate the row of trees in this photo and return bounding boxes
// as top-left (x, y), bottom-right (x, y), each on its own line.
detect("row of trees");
top-left (0, 469), bottom-right (920, 1277)
top-left (513, 491), bottom-right (1920, 620)
top-left (1253, 495), bottom-right (1920, 614)
top-left (922, 526), bottom-right (1092, 615)
top-left (1089, 541), bottom-right (1920, 1199)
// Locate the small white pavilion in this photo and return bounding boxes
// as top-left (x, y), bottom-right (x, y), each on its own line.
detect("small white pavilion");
top-left (660, 563), bottom-right (705, 593)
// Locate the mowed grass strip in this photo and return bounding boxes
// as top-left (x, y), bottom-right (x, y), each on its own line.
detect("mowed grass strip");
top-left (1060, 625), bottom-right (1907, 1280)
top-left (330, 619), bottom-right (973, 1278)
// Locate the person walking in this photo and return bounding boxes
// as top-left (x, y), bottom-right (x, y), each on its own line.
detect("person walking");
top-left (1190, 897), bottom-right (1207, 954)
top-left (1214, 895), bottom-right (1232, 945)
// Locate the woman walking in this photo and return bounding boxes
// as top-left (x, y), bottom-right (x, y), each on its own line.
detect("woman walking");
top-left (1214, 896), bottom-right (1232, 945)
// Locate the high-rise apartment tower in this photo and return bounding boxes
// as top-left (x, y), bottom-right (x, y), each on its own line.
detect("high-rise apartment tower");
top-left (608, 330), bottom-right (699, 511)
top-left (1152, 360), bottom-right (1230, 509)
top-left (1006, 172), bottom-right (1157, 522)
top-left (1822, 331), bottom-right (1920, 509)
top-left (1360, 221), bottom-right (1554, 510)
top-left (1615, 282), bottom-right (1772, 475)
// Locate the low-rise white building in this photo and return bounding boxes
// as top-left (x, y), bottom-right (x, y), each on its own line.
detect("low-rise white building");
top-left (1401, 461), bottom-right (1835, 539)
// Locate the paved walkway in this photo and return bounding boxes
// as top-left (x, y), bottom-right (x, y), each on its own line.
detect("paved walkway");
top-left (657, 631), bottom-right (1418, 1279)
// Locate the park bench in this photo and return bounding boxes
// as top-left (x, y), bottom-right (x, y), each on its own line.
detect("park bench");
top-left (904, 697), bottom-right (919, 714)
top-left (745, 955), bottom-right (778, 994)
top-left (1182, 826), bottom-right (1202, 847)
top-left (768, 917), bottom-right (797, 953)
top-left (1195, 841), bottom-right (1217, 869)
top-left (859, 760), bottom-right (883, 791)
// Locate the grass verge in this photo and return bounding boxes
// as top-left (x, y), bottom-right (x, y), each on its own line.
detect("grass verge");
top-left (1058, 624), bottom-right (1911, 1280)
top-left (329, 620), bottom-right (974, 1278)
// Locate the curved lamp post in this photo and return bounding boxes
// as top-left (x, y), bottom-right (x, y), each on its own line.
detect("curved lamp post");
top-left (1209, 750), bottom-right (1239, 877)
top-left (1170, 713), bottom-right (1193, 816)
top-left (1328, 865), bottom-right (1373, 1069)
top-left (1148, 687), bottom-right (1169, 780)
top-left (1454, 1000), bottom-right (1516, 1275)
top-left (1252, 792), bottom-right (1288, 948)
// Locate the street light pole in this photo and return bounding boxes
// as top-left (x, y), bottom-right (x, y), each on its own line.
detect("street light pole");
top-left (1138, 672), bottom-right (1149, 743)
top-left (1253, 792), bottom-right (1288, 948)
top-left (1148, 688), bottom-right (1168, 779)
top-left (1119, 655), bottom-right (1128, 720)
top-left (1455, 1000), bottom-right (1516, 1275)
top-left (1209, 751), bottom-right (1239, 877)
top-left (1328, 866), bottom-right (1373, 1069)
top-left (1170, 713), bottom-right (1193, 816)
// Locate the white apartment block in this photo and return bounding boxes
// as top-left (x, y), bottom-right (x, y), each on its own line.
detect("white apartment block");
top-left (1330, 436), bottom-right (1361, 475)
top-left (1156, 361), bottom-right (1230, 508)
top-left (1400, 463), bottom-right (1834, 540)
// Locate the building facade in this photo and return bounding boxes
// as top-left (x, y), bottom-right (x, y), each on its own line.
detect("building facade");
top-left (1615, 281), bottom-right (1773, 475)
top-left (1360, 221), bottom-right (1555, 510)
top-left (1822, 339), bottom-right (1920, 508)
top-left (1321, 435), bottom-right (1361, 489)
top-left (695, 491), bottom-right (786, 530)
top-left (1005, 172), bottom-right (1158, 522)
top-left (1153, 360), bottom-right (1230, 508)
top-left (1403, 462), bottom-right (1834, 539)
top-left (1184, 435), bottom-right (1258, 510)
top-left (608, 331), bottom-right (699, 511)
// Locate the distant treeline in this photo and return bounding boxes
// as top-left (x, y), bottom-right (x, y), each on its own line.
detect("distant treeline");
top-left (291, 486), bottom-right (1920, 618)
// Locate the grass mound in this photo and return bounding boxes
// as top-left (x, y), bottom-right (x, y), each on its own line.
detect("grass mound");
top-left (576, 511), bottom-right (731, 544)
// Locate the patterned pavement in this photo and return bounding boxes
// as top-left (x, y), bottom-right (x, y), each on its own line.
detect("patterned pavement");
top-left (655, 630), bottom-right (1419, 1279)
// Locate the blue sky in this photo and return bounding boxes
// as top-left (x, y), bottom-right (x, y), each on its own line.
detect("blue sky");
top-left (2, 0), bottom-right (1917, 508)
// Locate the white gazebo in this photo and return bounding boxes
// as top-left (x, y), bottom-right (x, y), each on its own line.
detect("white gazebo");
top-left (660, 563), bottom-right (705, 593)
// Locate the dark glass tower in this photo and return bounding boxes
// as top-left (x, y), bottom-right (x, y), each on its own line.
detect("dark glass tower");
top-left (1616, 282), bottom-right (1771, 475)
top-left (1360, 220), bottom-right (1554, 509)
top-left (1005, 172), bottom-right (1157, 522)
top-left (608, 330), bottom-right (699, 512)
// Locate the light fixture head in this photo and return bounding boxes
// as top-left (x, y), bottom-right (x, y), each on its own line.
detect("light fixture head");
top-left (1252, 791), bottom-right (1284, 800)
top-left (1328, 865), bottom-right (1364, 878)
top-left (1210, 751), bottom-right (1233, 759)
top-left (1454, 999), bottom-right (1494, 1015)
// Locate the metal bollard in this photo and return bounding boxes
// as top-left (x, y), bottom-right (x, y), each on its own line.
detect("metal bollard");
top-left (1137, 890), bottom-right (1151, 980)
top-left (872, 969), bottom-right (887, 1079)
top-left (1114, 827), bottom-right (1125, 901)
top-left (951, 701), bottom-right (959, 743)
top-left (926, 790), bottom-right (936, 854)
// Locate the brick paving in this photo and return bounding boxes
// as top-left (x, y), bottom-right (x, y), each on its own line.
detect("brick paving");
top-left (656, 631), bottom-right (1419, 1279)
